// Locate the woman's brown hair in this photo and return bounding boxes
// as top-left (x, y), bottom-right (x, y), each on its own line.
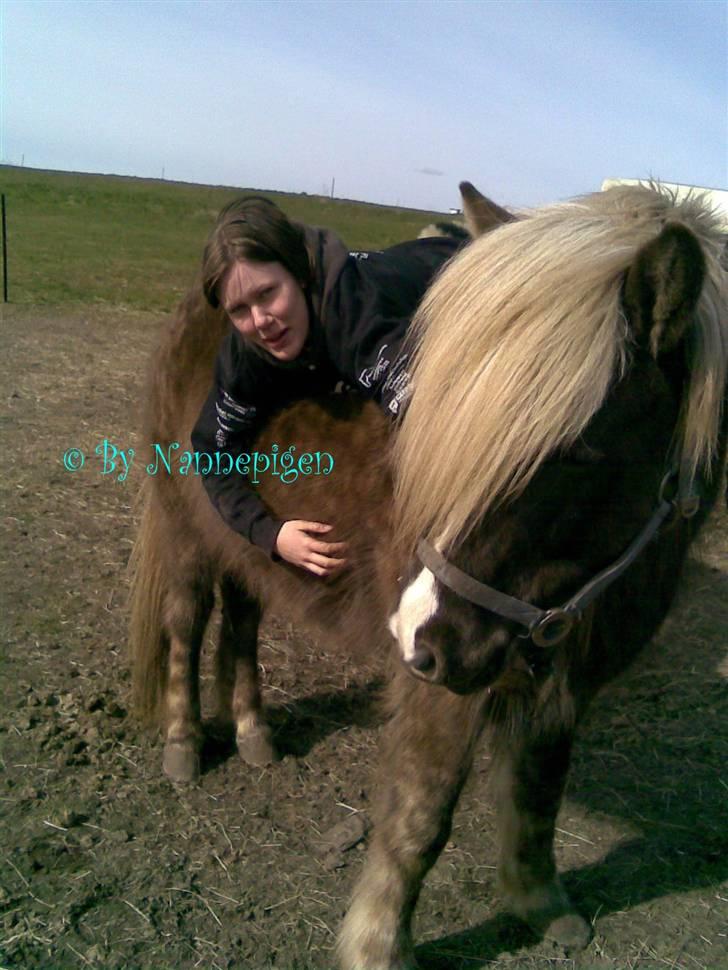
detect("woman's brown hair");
top-left (202, 196), bottom-right (312, 308)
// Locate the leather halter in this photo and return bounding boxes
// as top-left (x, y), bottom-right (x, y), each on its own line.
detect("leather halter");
top-left (417, 458), bottom-right (700, 649)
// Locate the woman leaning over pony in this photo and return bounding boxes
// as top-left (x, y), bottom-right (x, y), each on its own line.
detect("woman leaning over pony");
top-left (191, 196), bottom-right (463, 578)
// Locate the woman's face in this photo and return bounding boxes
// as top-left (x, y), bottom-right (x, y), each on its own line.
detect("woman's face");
top-left (220, 259), bottom-right (309, 362)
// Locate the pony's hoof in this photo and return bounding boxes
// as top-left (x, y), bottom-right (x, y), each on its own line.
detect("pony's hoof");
top-left (163, 741), bottom-right (200, 783)
top-left (507, 882), bottom-right (591, 951)
top-left (236, 724), bottom-right (277, 766)
top-left (337, 896), bottom-right (418, 969)
top-left (543, 911), bottom-right (592, 950)
top-left (338, 948), bottom-right (419, 970)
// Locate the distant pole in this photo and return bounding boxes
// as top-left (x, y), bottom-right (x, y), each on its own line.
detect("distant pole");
top-left (161, 166), bottom-right (165, 180)
top-left (2, 194), bottom-right (8, 303)
top-left (330, 177), bottom-right (335, 200)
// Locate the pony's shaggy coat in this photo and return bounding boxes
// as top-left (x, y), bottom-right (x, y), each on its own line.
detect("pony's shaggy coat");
top-left (129, 183), bottom-right (727, 970)
top-left (394, 186), bottom-right (727, 553)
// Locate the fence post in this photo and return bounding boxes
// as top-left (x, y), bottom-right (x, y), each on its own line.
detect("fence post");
top-left (1, 194), bottom-right (7, 303)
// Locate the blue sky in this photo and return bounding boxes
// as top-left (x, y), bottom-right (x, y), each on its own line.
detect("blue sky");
top-left (1, 0), bottom-right (725, 211)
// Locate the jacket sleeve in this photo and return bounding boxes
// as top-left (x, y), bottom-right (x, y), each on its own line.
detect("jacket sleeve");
top-left (190, 336), bottom-right (284, 557)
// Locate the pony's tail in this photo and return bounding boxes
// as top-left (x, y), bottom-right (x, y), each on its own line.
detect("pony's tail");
top-left (128, 478), bottom-right (169, 727)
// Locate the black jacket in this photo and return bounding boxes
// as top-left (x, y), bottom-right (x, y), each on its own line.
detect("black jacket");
top-left (190, 227), bottom-right (461, 554)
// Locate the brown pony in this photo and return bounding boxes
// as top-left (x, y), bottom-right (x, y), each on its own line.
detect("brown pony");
top-left (130, 184), bottom-right (727, 969)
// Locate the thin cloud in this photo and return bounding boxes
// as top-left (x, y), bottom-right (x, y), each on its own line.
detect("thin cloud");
top-left (416, 168), bottom-right (444, 177)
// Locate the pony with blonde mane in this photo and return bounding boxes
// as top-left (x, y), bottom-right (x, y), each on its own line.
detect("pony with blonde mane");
top-left (396, 186), bottom-right (726, 553)
top-left (129, 183), bottom-right (727, 970)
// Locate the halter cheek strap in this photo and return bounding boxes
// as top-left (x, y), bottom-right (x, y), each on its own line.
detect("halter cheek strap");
top-left (417, 460), bottom-right (699, 649)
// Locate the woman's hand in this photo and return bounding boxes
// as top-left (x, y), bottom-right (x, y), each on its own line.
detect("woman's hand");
top-left (274, 521), bottom-right (349, 577)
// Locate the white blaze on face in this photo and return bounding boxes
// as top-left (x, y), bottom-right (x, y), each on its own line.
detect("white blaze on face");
top-left (388, 568), bottom-right (440, 661)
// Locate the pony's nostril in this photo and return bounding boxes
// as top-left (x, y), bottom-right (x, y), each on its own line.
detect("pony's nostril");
top-left (410, 645), bottom-right (437, 675)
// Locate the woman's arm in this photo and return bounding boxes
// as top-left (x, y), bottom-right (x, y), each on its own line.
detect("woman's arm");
top-left (191, 360), bottom-right (349, 575)
top-left (191, 382), bottom-right (284, 555)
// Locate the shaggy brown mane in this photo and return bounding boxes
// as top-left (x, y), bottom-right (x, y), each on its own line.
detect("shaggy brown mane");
top-left (393, 184), bottom-right (727, 554)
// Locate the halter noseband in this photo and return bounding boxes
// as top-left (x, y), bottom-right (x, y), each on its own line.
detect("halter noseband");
top-left (417, 457), bottom-right (700, 649)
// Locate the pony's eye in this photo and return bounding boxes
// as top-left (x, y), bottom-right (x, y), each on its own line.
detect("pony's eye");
top-left (566, 441), bottom-right (603, 465)
top-left (551, 440), bottom-right (603, 465)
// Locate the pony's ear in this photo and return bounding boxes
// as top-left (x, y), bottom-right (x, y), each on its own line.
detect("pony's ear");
top-left (459, 181), bottom-right (516, 237)
top-left (623, 223), bottom-right (706, 356)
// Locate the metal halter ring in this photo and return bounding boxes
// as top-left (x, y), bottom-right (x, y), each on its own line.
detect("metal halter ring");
top-left (658, 468), bottom-right (700, 520)
top-left (530, 609), bottom-right (576, 648)
top-left (658, 468), bottom-right (682, 511)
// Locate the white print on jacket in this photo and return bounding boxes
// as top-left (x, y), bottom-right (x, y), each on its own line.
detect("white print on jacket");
top-left (215, 390), bottom-right (257, 448)
top-left (358, 344), bottom-right (392, 390)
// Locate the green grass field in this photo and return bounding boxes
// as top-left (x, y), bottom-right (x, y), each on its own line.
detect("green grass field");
top-left (0, 166), bottom-right (445, 312)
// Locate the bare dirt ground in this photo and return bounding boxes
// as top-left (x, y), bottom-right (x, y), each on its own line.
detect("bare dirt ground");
top-left (1, 305), bottom-right (727, 970)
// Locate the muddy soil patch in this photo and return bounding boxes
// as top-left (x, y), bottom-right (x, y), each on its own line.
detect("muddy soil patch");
top-left (1, 306), bottom-right (726, 969)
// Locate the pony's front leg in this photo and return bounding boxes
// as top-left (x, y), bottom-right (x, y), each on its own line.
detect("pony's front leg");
top-left (162, 577), bottom-right (213, 783)
top-left (338, 670), bottom-right (488, 970)
top-left (492, 726), bottom-right (591, 949)
top-left (216, 577), bottom-right (276, 766)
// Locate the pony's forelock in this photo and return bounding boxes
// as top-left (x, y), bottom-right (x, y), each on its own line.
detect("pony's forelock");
top-left (393, 184), bottom-right (727, 554)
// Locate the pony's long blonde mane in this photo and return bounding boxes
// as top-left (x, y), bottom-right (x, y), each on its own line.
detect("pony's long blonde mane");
top-left (394, 184), bottom-right (728, 553)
